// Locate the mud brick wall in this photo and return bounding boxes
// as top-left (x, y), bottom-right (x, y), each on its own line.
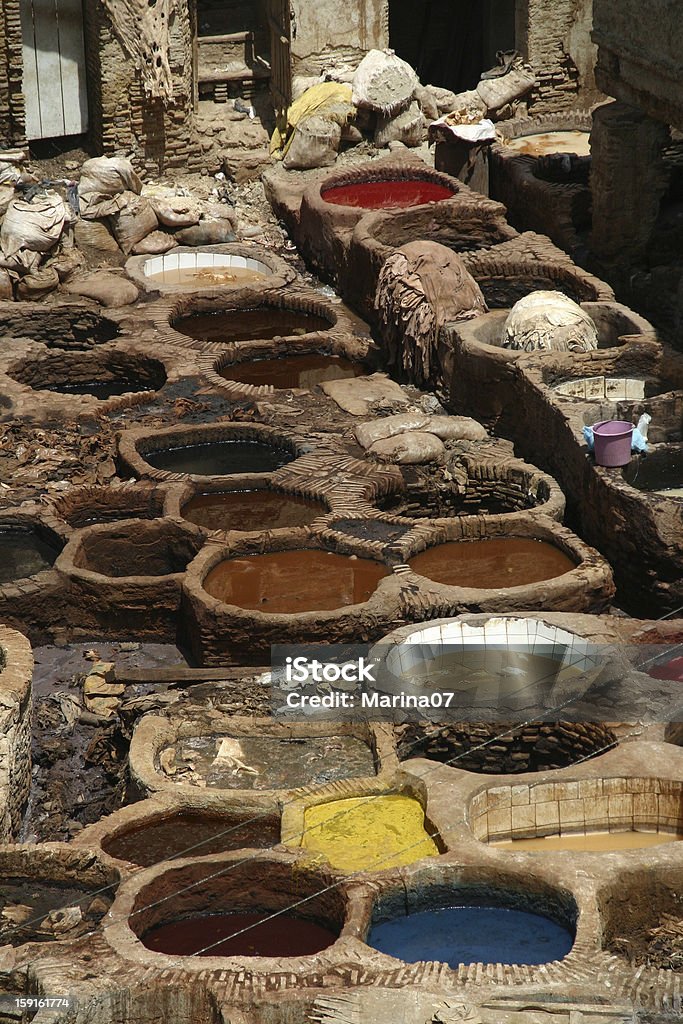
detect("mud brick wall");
top-left (0, 0), bottom-right (25, 145)
top-left (0, 626), bottom-right (33, 840)
top-left (518, 0), bottom-right (602, 114)
top-left (82, 2), bottom-right (195, 176)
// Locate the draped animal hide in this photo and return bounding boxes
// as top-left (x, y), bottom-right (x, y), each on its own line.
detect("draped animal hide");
top-left (101, 0), bottom-right (175, 100)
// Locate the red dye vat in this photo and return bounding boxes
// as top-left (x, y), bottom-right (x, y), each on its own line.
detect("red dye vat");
top-left (321, 179), bottom-right (455, 209)
top-left (142, 912), bottom-right (337, 957)
top-left (649, 657), bottom-right (683, 681)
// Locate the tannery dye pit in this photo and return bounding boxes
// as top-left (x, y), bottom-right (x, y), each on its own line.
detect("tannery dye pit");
top-left (142, 911), bottom-right (338, 957)
top-left (219, 353), bottom-right (365, 389)
top-left (408, 539), bottom-right (577, 588)
top-left (367, 904), bottom-right (575, 966)
top-left (0, 528), bottom-right (59, 582)
top-left (144, 441), bottom-right (295, 476)
top-left (174, 307), bottom-right (333, 344)
top-left (300, 795), bottom-right (440, 872)
top-left (321, 180), bottom-right (456, 209)
top-left (181, 490), bottom-right (325, 531)
top-left (202, 549), bottom-right (389, 612)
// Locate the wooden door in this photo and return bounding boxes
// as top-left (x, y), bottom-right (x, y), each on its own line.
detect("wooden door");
top-left (20, 0), bottom-right (88, 140)
top-left (266, 0), bottom-right (291, 128)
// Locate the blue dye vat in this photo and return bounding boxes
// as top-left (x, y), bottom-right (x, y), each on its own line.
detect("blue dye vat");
top-left (368, 905), bottom-right (574, 967)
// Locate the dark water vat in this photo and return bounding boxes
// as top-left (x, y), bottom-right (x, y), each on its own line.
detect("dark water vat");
top-left (175, 307), bottom-right (333, 344)
top-left (145, 441), bottom-right (294, 476)
top-left (322, 180), bottom-right (455, 209)
top-left (182, 490), bottom-right (324, 531)
top-left (44, 380), bottom-right (152, 400)
top-left (103, 812), bottom-right (280, 867)
top-left (203, 549), bottom-right (389, 612)
top-left (408, 538), bottom-right (576, 589)
top-left (368, 905), bottom-right (574, 966)
top-left (221, 353), bottom-right (365, 389)
top-left (142, 911), bottom-right (337, 957)
top-left (0, 529), bottom-right (58, 583)
top-left (623, 451), bottom-right (683, 495)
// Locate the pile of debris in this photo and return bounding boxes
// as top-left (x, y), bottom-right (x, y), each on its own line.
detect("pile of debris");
top-left (0, 154), bottom-right (238, 304)
top-left (273, 48), bottom-right (536, 171)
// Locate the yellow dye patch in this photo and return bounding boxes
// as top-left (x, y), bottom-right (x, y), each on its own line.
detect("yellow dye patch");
top-left (301, 795), bottom-right (440, 873)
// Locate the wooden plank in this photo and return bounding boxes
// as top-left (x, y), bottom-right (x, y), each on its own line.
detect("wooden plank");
top-left (200, 31), bottom-right (253, 45)
top-left (114, 666), bottom-right (271, 685)
top-left (54, 0), bottom-right (88, 135)
top-left (198, 67), bottom-right (270, 84)
top-left (32, 0), bottom-right (66, 138)
top-left (20, 0), bottom-right (43, 140)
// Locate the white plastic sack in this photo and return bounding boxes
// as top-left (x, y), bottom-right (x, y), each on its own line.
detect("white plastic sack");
top-left (352, 49), bottom-right (418, 115)
top-left (282, 116), bottom-right (341, 171)
top-left (374, 101), bottom-right (426, 148)
top-left (503, 291), bottom-right (599, 352)
top-left (110, 192), bottom-right (158, 254)
top-left (1, 191), bottom-right (69, 259)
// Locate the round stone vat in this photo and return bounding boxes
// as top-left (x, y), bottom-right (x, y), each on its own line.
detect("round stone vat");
top-left (174, 301), bottom-right (335, 345)
top-left (98, 805), bottom-right (281, 867)
top-left (129, 714), bottom-right (394, 803)
top-left (182, 536), bottom-right (402, 664)
top-left (367, 875), bottom-right (576, 967)
top-left (407, 537), bottom-right (577, 590)
top-left (122, 855), bottom-right (347, 961)
top-left (391, 515), bottom-right (614, 615)
top-left (623, 446), bottom-right (683, 498)
top-left (297, 158), bottom-right (466, 286)
top-left (379, 455), bottom-right (565, 525)
top-left (298, 792), bottom-right (441, 873)
top-left (347, 196), bottom-right (517, 320)
top-left (214, 350), bottom-right (367, 391)
top-left (177, 484), bottom-right (327, 534)
top-left (125, 243), bottom-right (296, 296)
top-left (202, 548), bottom-right (390, 613)
top-left (0, 845), bottom-right (116, 948)
top-left (460, 255), bottom-right (614, 311)
top-left (7, 349), bottom-right (166, 402)
top-left (56, 519), bottom-right (204, 640)
top-left (474, 777), bottom-right (683, 850)
top-left (440, 299), bottom-right (649, 431)
top-left (118, 422), bottom-right (302, 485)
top-left (50, 483), bottom-right (168, 528)
top-left (0, 522), bottom-right (61, 584)
top-left (0, 301), bottom-right (121, 350)
top-left (598, 863), bottom-right (683, 972)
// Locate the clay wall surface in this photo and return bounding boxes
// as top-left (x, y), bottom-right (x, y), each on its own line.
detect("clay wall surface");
top-left (519, 0), bottom-right (602, 114)
top-left (82, 1), bottom-right (196, 175)
top-left (0, 0), bottom-right (25, 145)
top-left (593, 0), bottom-right (683, 130)
top-left (290, 0), bottom-right (388, 75)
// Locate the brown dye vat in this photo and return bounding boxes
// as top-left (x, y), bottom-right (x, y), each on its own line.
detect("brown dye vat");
top-left (182, 490), bottom-right (325, 532)
top-left (203, 549), bottom-right (389, 612)
top-left (221, 353), bottom-right (365, 389)
top-left (142, 911), bottom-right (337, 957)
top-left (492, 831), bottom-right (683, 853)
top-left (504, 131), bottom-right (591, 157)
top-left (175, 308), bottom-right (332, 344)
top-left (103, 813), bottom-right (280, 867)
top-left (146, 267), bottom-right (267, 287)
top-left (408, 538), bottom-right (576, 589)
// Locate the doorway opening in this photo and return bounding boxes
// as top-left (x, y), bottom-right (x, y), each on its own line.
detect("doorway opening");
top-left (389, 0), bottom-right (516, 94)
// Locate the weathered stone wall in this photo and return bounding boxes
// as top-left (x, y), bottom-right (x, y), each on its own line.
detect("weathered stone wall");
top-left (0, 0), bottom-right (25, 145)
top-left (290, 0), bottom-right (388, 75)
top-left (593, 0), bottom-right (683, 131)
top-left (0, 625), bottom-right (33, 840)
top-left (82, 1), bottom-right (196, 176)
top-left (518, 0), bottom-right (602, 114)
